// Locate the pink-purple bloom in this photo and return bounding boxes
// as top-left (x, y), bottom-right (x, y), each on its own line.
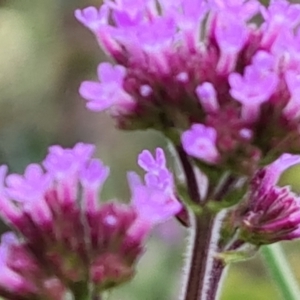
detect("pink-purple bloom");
top-left (79, 63), bottom-right (134, 115)
top-left (131, 148), bottom-right (182, 224)
top-left (181, 124), bottom-right (220, 165)
top-left (0, 143), bottom-right (180, 298)
top-left (76, 0), bottom-right (300, 173)
top-left (229, 51), bottom-right (279, 122)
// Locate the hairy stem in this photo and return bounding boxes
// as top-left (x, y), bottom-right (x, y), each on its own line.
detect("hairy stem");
top-left (182, 211), bottom-right (226, 300)
top-left (207, 256), bottom-right (227, 300)
top-left (261, 243), bottom-right (300, 300)
top-left (176, 144), bottom-right (228, 300)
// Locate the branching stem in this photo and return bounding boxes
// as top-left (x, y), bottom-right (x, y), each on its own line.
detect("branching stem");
top-left (176, 145), bottom-right (227, 300)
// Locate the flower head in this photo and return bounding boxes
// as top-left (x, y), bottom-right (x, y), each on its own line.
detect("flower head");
top-left (76, 0), bottom-right (300, 173)
top-left (0, 143), bottom-right (180, 298)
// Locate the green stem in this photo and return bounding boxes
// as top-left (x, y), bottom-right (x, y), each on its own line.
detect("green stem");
top-left (261, 243), bottom-right (300, 300)
top-left (70, 281), bottom-right (90, 300)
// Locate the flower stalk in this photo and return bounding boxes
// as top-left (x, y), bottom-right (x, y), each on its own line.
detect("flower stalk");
top-left (71, 281), bottom-right (90, 300)
top-left (261, 244), bottom-right (300, 300)
top-left (177, 144), bottom-right (227, 300)
top-left (183, 211), bottom-right (226, 300)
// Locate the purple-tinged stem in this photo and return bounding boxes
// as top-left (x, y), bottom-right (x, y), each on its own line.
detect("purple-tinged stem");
top-left (206, 255), bottom-right (227, 300)
top-left (176, 145), bottom-right (202, 205)
top-left (182, 211), bottom-right (226, 300)
top-left (176, 145), bottom-right (227, 300)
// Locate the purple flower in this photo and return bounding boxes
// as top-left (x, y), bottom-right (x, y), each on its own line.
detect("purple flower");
top-left (236, 154), bottom-right (300, 244)
top-left (130, 148), bottom-right (182, 225)
top-left (271, 28), bottom-right (300, 71)
top-left (213, 14), bottom-right (249, 74)
top-left (79, 62), bottom-right (134, 114)
top-left (260, 0), bottom-right (300, 48)
top-left (74, 5), bottom-right (108, 32)
top-left (76, 0), bottom-right (300, 171)
top-left (229, 51), bottom-right (278, 122)
top-left (128, 172), bottom-right (181, 226)
top-left (0, 143), bottom-right (181, 297)
top-left (210, 0), bottom-right (260, 20)
top-left (106, 0), bottom-right (150, 26)
top-left (138, 148), bottom-right (173, 191)
top-left (80, 159), bottom-right (110, 212)
top-left (181, 124), bottom-right (220, 164)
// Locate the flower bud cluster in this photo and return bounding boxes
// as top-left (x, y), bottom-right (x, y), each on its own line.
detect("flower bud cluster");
top-left (229, 154), bottom-right (300, 245)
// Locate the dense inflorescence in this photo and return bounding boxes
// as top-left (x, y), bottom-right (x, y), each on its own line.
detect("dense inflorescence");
top-left (76, 0), bottom-right (300, 175)
top-left (0, 143), bottom-right (181, 299)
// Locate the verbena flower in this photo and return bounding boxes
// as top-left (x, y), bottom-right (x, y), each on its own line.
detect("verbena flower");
top-left (0, 143), bottom-right (181, 298)
top-left (233, 154), bottom-right (300, 245)
top-left (132, 148), bottom-right (182, 224)
top-left (181, 123), bottom-right (220, 165)
top-left (76, 0), bottom-right (300, 174)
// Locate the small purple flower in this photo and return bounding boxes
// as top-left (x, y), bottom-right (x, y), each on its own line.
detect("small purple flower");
top-left (138, 147), bottom-right (167, 171)
top-left (80, 159), bottom-right (110, 212)
top-left (271, 28), bottom-right (300, 71)
top-left (260, 0), bottom-right (300, 48)
top-left (214, 14), bottom-right (248, 74)
top-left (181, 124), bottom-right (220, 164)
top-left (128, 172), bottom-right (181, 226)
top-left (210, 0), bottom-right (260, 20)
top-left (79, 62), bottom-right (134, 114)
top-left (5, 164), bottom-right (51, 201)
top-left (229, 51), bottom-right (278, 122)
top-left (43, 142), bottom-right (95, 177)
top-left (131, 148), bottom-right (182, 225)
top-left (74, 5), bottom-right (108, 32)
top-left (106, 0), bottom-right (150, 27)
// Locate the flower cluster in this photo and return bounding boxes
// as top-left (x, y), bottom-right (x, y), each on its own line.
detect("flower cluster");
top-left (0, 143), bottom-right (181, 299)
top-left (228, 154), bottom-right (300, 245)
top-left (76, 0), bottom-right (300, 174)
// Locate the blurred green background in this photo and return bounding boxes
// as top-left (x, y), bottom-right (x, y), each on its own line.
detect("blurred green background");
top-left (0, 0), bottom-right (299, 299)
